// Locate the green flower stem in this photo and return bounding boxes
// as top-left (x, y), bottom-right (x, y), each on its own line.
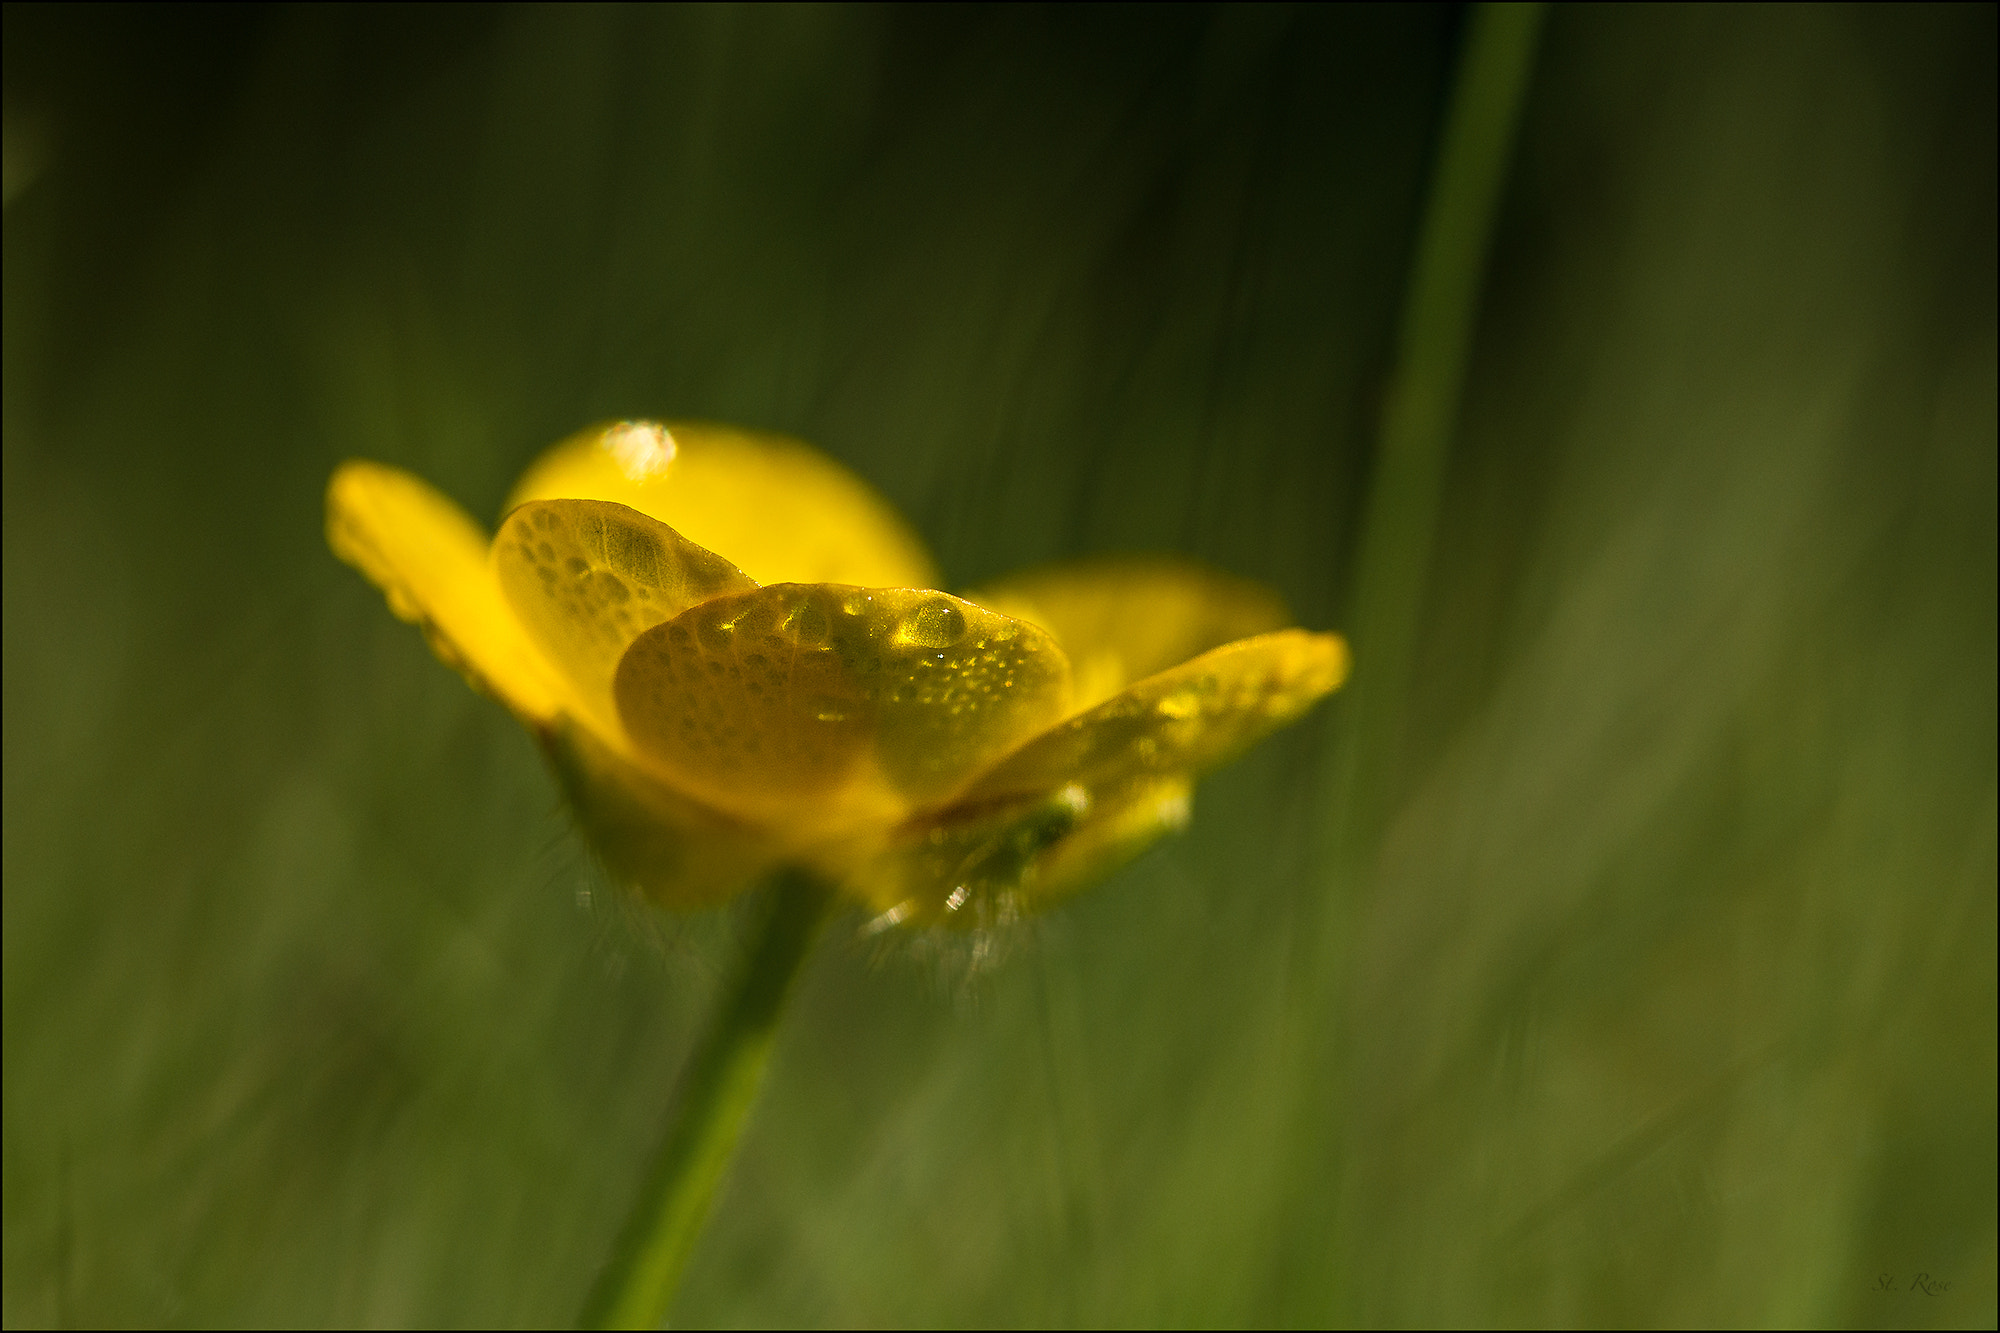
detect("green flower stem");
top-left (581, 869), bottom-right (832, 1330)
top-left (1332, 1), bottom-right (1547, 857)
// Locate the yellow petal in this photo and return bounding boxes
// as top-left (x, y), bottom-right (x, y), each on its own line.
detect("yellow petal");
top-left (847, 630), bottom-right (1344, 925)
top-left (492, 499), bottom-right (756, 738)
top-left (1030, 778), bottom-right (1194, 904)
top-left (541, 717), bottom-right (779, 909)
top-left (613, 585), bottom-right (1071, 830)
top-left (840, 776), bottom-right (1194, 926)
top-left (969, 555), bottom-right (1294, 710)
top-left (506, 421), bottom-right (938, 589)
top-left (959, 629), bottom-right (1350, 805)
top-left (327, 461), bottom-right (568, 723)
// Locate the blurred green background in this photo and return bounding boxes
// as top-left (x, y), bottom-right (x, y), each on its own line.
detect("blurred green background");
top-left (3, 4), bottom-right (1993, 1326)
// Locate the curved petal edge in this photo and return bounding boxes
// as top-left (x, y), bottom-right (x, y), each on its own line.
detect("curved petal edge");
top-left (327, 460), bottom-right (569, 723)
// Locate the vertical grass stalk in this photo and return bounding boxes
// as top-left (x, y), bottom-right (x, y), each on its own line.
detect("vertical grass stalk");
top-left (1284, 4), bottom-right (1547, 1314)
top-left (1331, 0), bottom-right (1548, 863)
top-left (581, 870), bottom-right (831, 1330)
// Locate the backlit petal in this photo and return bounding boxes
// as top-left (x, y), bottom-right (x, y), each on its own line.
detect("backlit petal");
top-left (506, 421), bottom-right (938, 589)
top-left (613, 584), bottom-right (1071, 831)
top-left (841, 629), bottom-right (1344, 924)
top-left (327, 461), bottom-right (569, 723)
top-left (970, 555), bottom-right (1293, 710)
top-left (493, 499), bottom-right (755, 738)
top-left (960, 629), bottom-right (1349, 805)
top-left (841, 776), bottom-right (1194, 926)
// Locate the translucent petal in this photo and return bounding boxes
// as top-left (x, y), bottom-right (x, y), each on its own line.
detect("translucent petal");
top-left (960, 629), bottom-right (1350, 805)
top-left (506, 420), bottom-right (938, 589)
top-left (840, 776), bottom-right (1194, 927)
top-left (542, 717), bottom-right (779, 909)
top-left (493, 499), bottom-right (755, 737)
top-left (1030, 778), bottom-right (1195, 904)
top-left (970, 555), bottom-right (1293, 710)
top-left (613, 584), bottom-right (1071, 830)
top-left (846, 630), bottom-right (1343, 926)
top-left (327, 461), bottom-right (569, 722)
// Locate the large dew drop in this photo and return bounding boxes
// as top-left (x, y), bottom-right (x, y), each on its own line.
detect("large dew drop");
top-left (897, 597), bottom-right (967, 650)
top-left (602, 420), bottom-right (676, 480)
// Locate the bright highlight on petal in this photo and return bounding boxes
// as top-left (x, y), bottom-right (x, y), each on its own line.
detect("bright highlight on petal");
top-left (614, 585), bottom-right (1069, 829)
top-left (508, 421), bottom-right (937, 589)
top-left (331, 423), bottom-right (1349, 917)
top-left (327, 461), bottom-right (568, 723)
top-left (603, 420), bottom-right (676, 480)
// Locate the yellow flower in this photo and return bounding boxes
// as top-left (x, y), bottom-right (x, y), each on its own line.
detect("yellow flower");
top-left (327, 421), bottom-right (1348, 927)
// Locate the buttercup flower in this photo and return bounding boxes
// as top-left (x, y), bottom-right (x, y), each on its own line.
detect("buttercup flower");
top-left (328, 421), bottom-right (1348, 927)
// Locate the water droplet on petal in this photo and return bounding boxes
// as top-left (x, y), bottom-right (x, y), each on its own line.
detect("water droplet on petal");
top-left (898, 598), bottom-right (967, 649)
top-left (785, 594), bottom-right (831, 647)
top-left (602, 420), bottom-right (676, 479)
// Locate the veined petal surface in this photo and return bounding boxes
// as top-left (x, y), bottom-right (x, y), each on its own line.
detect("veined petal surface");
top-left (507, 421), bottom-right (938, 589)
top-left (614, 585), bottom-right (1070, 830)
top-left (494, 499), bottom-right (755, 738)
top-left (327, 461), bottom-right (568, 722)
top-left (970, 555), bottom-right (1293, 710)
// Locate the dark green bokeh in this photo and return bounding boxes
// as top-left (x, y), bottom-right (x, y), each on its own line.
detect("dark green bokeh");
top-left (3, 5), bottom-right (1992, 1326)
